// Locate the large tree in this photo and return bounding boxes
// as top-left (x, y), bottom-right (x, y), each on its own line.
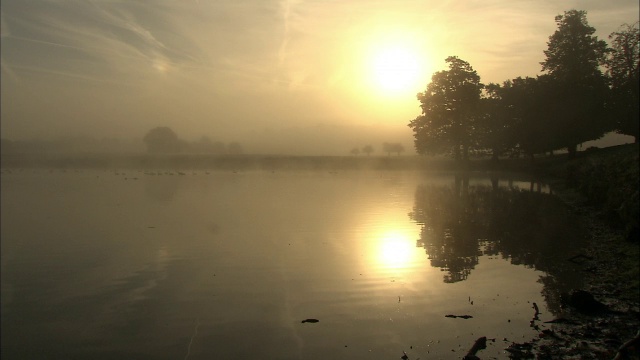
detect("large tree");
top-left (409, 56), bottom-right (483, 161)
top-left (605, 22), bottom-right (639, 142)
top-left (540, 9), bottom-right (609, 157)
top-left (143, 127), bottom-right (181, 153)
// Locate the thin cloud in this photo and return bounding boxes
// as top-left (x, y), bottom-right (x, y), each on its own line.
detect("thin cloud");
top-left (8, 63), bottom-right (144, 87)
top-left (3, 1), bottom-right (209, 83)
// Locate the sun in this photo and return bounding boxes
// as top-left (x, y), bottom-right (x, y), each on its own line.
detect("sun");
top-left (369, 45), bottom-right (423, 95)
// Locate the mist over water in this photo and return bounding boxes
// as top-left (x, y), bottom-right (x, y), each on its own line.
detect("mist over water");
top-left (2, 2), bottom-right (637, 357)
top-left (1, 169), bottom-right (587, 359)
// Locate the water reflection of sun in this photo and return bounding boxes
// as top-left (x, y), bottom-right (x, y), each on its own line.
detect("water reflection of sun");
top-left (376, 230), bottom-right (420, 270)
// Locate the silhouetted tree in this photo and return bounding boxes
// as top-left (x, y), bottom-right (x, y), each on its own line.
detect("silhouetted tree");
top-left (382, 142), bottom-right (405, 156)
top-left (362, 145), bottom-right (374, 156)
top-left (143, 127), bottom-right (180, 153)
top-left (350, 147), bottom-right (361, 156)
top-left (541, 10), bottom-right (609, 157)
top-left (394, 143), bottom-right (405, 156)
top-left (409, 56), bottom-right (483, 161)
top-left (605, 22), bottom-right (639, 142)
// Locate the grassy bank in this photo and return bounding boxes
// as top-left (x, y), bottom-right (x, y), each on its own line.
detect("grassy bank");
top-left (543, 144), bottom-right (638, 239)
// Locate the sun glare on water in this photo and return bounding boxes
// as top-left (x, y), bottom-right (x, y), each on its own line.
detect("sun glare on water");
top-left (377, 230), bottom-right (418, 270)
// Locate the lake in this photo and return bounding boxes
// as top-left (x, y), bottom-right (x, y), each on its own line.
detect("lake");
top-left (1, 169), bottom-right (588, 359)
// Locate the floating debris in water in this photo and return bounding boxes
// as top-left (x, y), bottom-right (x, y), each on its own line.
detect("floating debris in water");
top-left (301, 319), bottom-right (319, 323)
top-left (445, 314), bottom-right (473, 319)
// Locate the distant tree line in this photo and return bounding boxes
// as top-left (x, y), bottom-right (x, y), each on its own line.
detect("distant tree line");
top-left (382, 142), bottom-right (405, 156)
top-left (409, 10), bottom-right (639, 161)
top-left (349, 143), bottom-right (406, 156)
top-left (0, 128), bottom-right (245, 156)
top-left (350, 144), bottom-right (375, 156)
top-left (143, 126), bottom-right (244, 155)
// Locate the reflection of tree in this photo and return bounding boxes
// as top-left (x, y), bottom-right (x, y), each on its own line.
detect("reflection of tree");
top-left (410, 174), bottom-right (587, 315)
top-left (410, 174), bottom-right (483, 283)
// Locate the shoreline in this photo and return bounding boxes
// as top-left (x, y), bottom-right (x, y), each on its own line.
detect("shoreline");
top-left (507, 183), bottom-right (640, 359)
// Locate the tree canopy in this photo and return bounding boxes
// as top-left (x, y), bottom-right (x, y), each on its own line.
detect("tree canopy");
top-left (408, 10), bottom-right (630, 160)
top-left (605, 22), bottom-right (640, 142)
top-left (541, 10), bottom-right (609, 79)
top-left (382, 142), bottom-right (405, 156)
top-left (143, 127), bottom-right (180, 153)
top-left (540, 9), bottom-right (610, 156)
top-left (409, 56), bottom-right (483, 161)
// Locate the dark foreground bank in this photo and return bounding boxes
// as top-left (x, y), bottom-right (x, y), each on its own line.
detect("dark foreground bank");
top-left (503, 144), bottom-right (639, 359)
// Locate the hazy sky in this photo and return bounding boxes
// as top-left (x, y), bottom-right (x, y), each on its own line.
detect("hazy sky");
top-left (1, 0), bottom-right (638, 154)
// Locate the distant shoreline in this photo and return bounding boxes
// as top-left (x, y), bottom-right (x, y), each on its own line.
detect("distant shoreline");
top-left (1, 144), bottom-right (636, 174)
top-left (0, 153), bottom-right (428, 171)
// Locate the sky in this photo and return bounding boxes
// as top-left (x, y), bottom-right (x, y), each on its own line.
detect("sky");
top-left (1, 0), bottom-right (638, 155)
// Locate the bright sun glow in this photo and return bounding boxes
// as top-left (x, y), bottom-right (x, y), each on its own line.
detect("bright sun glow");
top-left (378, 231), bottom-right (415, 269)
top-left (367, 43), bottom-right (427, 97)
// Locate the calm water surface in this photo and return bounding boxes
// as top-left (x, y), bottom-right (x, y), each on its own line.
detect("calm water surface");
top-left (1, 169), bottom-right (587, 359)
